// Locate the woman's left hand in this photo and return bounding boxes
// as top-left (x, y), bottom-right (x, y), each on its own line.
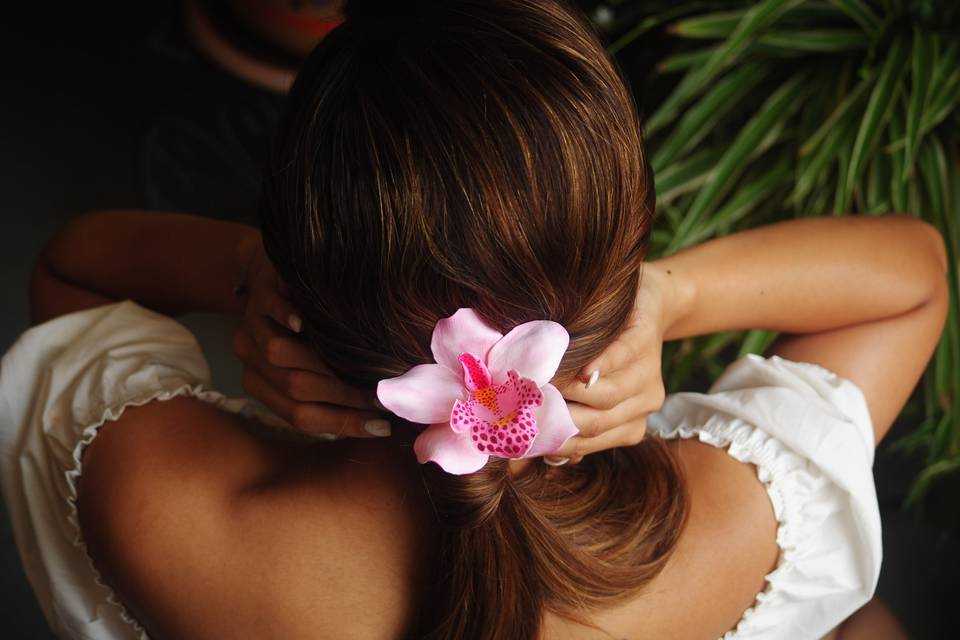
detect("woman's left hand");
top-left (231, 233), bottom-right (388, 438)
top-left (547, 262), bottom-right (676, 464)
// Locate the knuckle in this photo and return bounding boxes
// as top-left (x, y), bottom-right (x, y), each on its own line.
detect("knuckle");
top-left (289, 404), bottom-right (314, 431)
top-left (571, 438), bottom-right (588, 459)
top-left (626, 420), bottom-right (648, 446)
top-left (264, 336), bottom-right (287, 366)
top-left (336, 414), bottom-right (355, 437)
top-left (599, 380), bottom-right (622, 409)
top-left (285, 371), bottom-right (310, 401)
top-left (575, 416), bottom-right (598, 438)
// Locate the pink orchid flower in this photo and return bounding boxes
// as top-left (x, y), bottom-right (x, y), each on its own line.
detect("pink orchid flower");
top-left (376, 308), bottom-right (579, 474)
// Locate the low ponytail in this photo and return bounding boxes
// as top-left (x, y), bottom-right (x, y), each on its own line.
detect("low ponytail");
top-left (410, 440), bottom-right (688, 639)
top-left (413, 459), bottom-right (541, 640)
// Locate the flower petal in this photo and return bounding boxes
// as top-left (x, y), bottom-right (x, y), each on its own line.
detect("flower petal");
top-left (377, 363), bottom-right (465, 424)
top-left (431, 308), bottom-right (503, 375)
top-left (414, 422), bottom-right (490, 475)
top-left (485, 320), bottom-right (569, 386)
top-left (524, 383), bottom-right (579, 458)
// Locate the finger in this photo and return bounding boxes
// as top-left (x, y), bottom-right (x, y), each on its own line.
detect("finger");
top-left (559, 359), bottom-right (664, 410)
top-left (248, 314), bottom-right (333, 373)
top-left (265, 365), bottom-right (377, 410)
top-left (240, 368), bottom-right (388, 438)
top-left (549, 417), bottom-right (648, 459)
top-left (573, 321), bottom-right (658, 385)
top-left (565, 393), bottom-right (654, 438)
top-left (235, 325), bottom-right (375, 410)
top-left (277, 277), bottom-right (292, 297)
top-left (250, 282), bottom-right (304, 334)
top-left (575, 333), bottom-right (638, 384)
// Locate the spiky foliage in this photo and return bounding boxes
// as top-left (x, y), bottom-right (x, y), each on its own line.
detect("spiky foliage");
top-left (579, 0), bottom-right (960, 506)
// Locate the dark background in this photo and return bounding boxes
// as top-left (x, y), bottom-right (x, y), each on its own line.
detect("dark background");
top-left (0, 2), bottom-right (956, 638)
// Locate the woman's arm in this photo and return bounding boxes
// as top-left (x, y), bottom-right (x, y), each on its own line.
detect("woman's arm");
top-left (653, 212), bottom-right (949, 442)
top-left (30, 211), bottom-right (258, 323)
top-left (655, 213), bottom-right (946, 340)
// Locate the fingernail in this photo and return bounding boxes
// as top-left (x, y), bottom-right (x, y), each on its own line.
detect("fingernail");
top-left (543, 456), bottom-right (570, 466)
top-left (584, 369), bottom-right (600, 389)
top-left (364, 419), bottom-right (392, 437)
top-left (288, 314), bottom-right (303, 333)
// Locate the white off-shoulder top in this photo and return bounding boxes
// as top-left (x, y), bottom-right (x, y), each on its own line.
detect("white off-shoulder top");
top-left (0, 301), bottom-right (881, 640)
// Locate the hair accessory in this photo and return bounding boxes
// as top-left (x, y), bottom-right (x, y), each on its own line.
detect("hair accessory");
top-left (376, 309), bottom-right (580, 475)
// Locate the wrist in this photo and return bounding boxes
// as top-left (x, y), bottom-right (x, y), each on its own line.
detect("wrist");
top-left (646, 260), bottom-right (696, 342)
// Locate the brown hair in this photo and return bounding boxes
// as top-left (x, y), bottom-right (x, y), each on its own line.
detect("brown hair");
top-left (259, 1), bottom-right (688, 637)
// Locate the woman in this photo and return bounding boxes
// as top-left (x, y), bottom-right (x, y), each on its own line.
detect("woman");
top-left (0, 0), bottom-right (947, 638)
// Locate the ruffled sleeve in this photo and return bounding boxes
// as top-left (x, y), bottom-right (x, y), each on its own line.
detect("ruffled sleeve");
top-left (0, 301), bottom-right (286, 639)
top-left (647, 353), bottom-right (882, 640)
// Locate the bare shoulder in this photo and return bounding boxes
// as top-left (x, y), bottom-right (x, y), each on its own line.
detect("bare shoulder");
top-left (598, 435), bottom-right (780, 639)
top-left (76, 396), bottom-right (434, 640)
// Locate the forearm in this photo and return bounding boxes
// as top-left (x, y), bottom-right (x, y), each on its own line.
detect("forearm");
top-left (31, 211), bottom-right (258, 323)
top-left (654, 214), bottom-right (947, 341)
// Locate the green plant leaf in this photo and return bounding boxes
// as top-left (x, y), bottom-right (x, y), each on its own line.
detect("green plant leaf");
top-left (654, 147), bottom-right (725, 205)
top-left (903, 27), bottom-right (937, 184)
top-left (658, 46), bottom-right (717, 73)
top-left (833, 115), bottom-right (859, 213)
top-left (908, 168), bottom-right (921, 218)
top-left (658, 41), bottom-right (807, 73)
top-left (667, 71), bottom-right (810, 253)
top-left (606, 5), bottom-right (698, 56)
top-left (888, 97), bottom-right (909, 212)
top-left (670, 9), bottom-right (747, 39)
top-left (652, 62), bottom-right (769, 172)
top-left (646, 0), bottom-right (806, 136)
top-left (916, 39), bottom-right (960, 134)
top-left (918, 138), bottom-right (948, 218)
top-left (758, 28), bottom-right (869, 52)
top-left (689, 154), bottom-right (793, 245)
top-left (737, 328), bottom-right (780, 357)
top-left (660, 202), bottom-right (684, 232)
top-left (920, 66), bottom-right (960, 136)
top-left (799, 70), bottom-right (873, 157)
top-left (701, 330), bottom-right (743, 358)
top-left (650, 228), bottom-right (674, 250)
top-left (924, 39), bottom-right (960, 101)
top-left (794, 105), bottom-right (859, 207)
top-left (863, 149), bottom-right (892, 214)
top-left (905, 455), bottom-right (960, 507)
top-left (841, 34), bottom-right (909, 211)
top-left (826, 0), bottom-right (880, 34)
top-left (804, 175), bottom-right (834, 217)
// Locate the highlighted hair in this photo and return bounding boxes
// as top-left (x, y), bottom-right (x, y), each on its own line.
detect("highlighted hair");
top-left (260, 1), bottom-right (688, 637)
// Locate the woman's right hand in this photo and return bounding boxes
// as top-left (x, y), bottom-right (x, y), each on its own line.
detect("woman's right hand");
top-left (548, 261), bottom-right (685, 464)
top-left (231, 233), bottom-right (390, 439)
